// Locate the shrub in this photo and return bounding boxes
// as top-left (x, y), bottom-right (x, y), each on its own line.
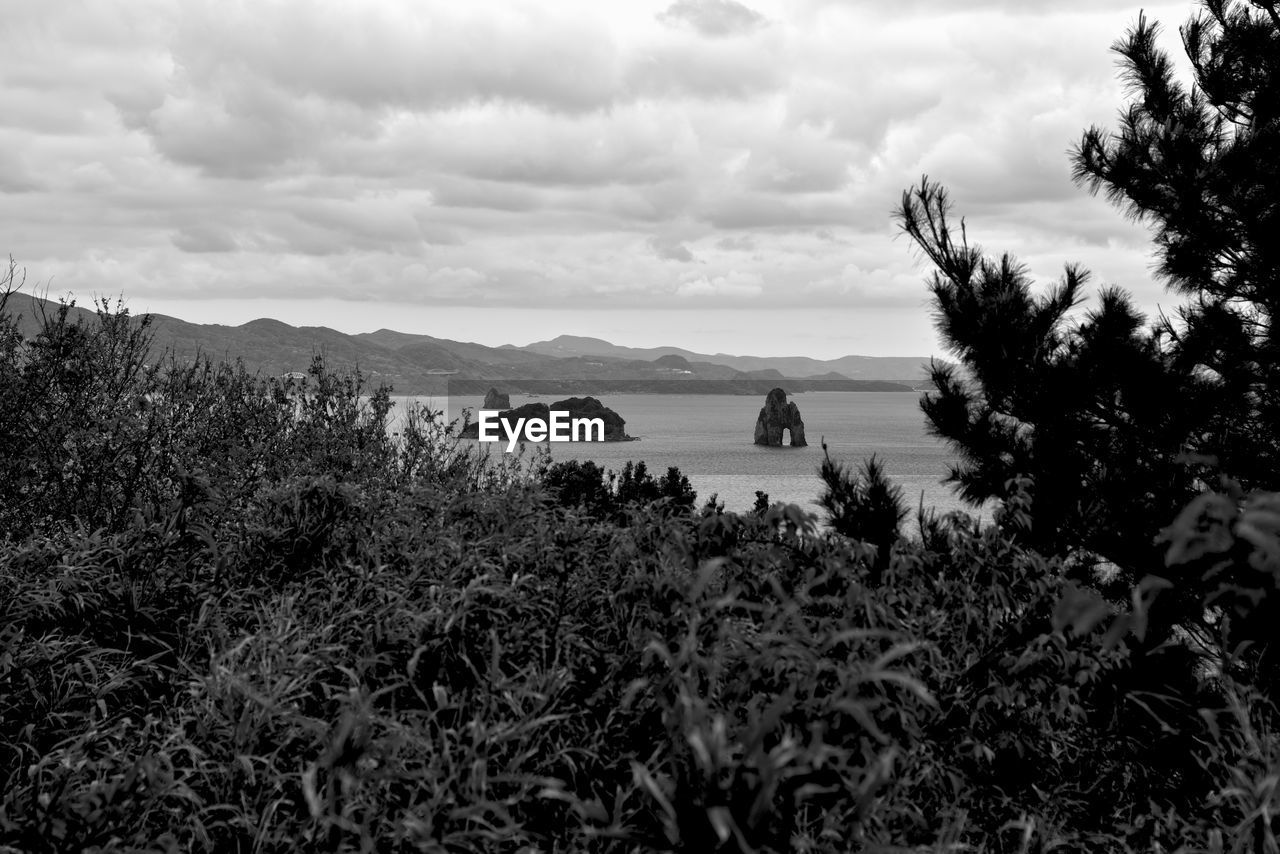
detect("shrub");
top-left (818, 448), bottom-right (908, 584)
top-left (541, 459), bottom-right (699, 522)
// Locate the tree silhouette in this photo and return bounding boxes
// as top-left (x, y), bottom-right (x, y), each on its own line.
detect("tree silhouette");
top-left (896, 0), bottom-right (1279, 585)
top-left (818, 449), bottom-right (907, 584)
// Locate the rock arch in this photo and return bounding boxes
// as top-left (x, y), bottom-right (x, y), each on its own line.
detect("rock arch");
top-left (753, 387), bottom-right (807, 446)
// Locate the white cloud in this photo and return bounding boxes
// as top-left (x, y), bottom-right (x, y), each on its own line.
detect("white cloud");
top-left (675, 270), bottom-right (764, 298)
top-left (650, 236), bottom-right (697, 262)
top-left (802, 262), bottom-right (922, 305)
top-left (418, 266), bottom-right (489, 298)
top-left (658, 0), bottom-right (768, 38)
top-left (0, 0), bottom-right (1197, 354)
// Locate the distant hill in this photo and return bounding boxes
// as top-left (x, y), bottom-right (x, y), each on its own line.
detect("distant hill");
top-left (1, 294), bottom-right (933, 395)
top-left (653, 354), bottom-right (693, 371)
top-left (521, 334), bottom-right (932, 381)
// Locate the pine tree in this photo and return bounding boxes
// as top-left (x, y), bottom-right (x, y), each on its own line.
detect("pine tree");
top-left (819, 449), bottom-right (907, 584)
top-left (1074, 0), bottom-right (1280, 488)
top-left (896, 0), bottom-right (1279, 579)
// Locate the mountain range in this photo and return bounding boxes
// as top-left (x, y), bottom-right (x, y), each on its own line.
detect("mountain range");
top-left (3, 293), bottom-right (937, 395)
top-left (519, 335), bottom-right (930, 380)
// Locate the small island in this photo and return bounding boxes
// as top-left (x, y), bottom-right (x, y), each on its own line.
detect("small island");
top-left (460, 395), bottom-right (635, 442)
top-left (482, 387), bottom-right (511, 410)
top-left (754, 387), bottom-right (807, 446)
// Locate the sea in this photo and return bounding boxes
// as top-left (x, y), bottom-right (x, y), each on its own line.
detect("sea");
top-left (389, 391), bottom-right (981, 521)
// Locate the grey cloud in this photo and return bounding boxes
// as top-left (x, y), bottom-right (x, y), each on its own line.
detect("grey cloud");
top-left (658, 0), bottom-right (767, 38)
top-left (675, 270), bottom-right (763, 299)
top-left (407, 213), bottom-right (465, 247)
top-left (0, 88), bottom-right (104, 136)
top-left (133, 5), bottom-right (781, 182)
top-left (139, 78), bottom-right (381, 179)
top-left (739, 137), bottom-right (855, 194)
top-left (428, 177), bottom-right (551, 214)
top-left (650, 237), bottom-right (697, 262)
top-left (702, 192), bottom-right (859, 230)
top-left (168, 3), bottom-right (622, 116)
top-left (436, 118), bottom-right (692, 188)
top-left (286, 105), bottom-right (700, 196)
top-left (716, 235), bottom-right (756, 251)
top-left (567, 182), bottom-right (697, 225)
top-left (796, 0), bottom-right (1183, 14)
top-left (911, 106), bottom-right (1093, 209)
top-left (0, 0), bottom-right (1179, 320)
top-left (287, 197), bottom-right (431, 252)
top-left (624, 39), bottom-right (784, 100)
top-left (172, 226), bottom-right (239, 254)
top-left (788, 84), bottom-right (945, 153)
top-left (0, 149), bottom-right (43, 193)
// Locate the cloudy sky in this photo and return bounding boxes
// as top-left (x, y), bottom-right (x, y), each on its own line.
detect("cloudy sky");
top-left (2, 0), bottom-right (1195, 358)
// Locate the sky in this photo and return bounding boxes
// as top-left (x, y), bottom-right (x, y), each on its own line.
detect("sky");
top-left (1, 0), bottom-right (1197, 359)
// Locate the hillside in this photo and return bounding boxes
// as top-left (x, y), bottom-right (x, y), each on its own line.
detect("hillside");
top-left (2, 294), bottom-right (929, 395)
top-left (521, 334), bottom-right (931, 381)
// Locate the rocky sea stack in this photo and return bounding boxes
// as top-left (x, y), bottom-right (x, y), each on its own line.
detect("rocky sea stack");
top-left (482, 387), bottom-right (511, 410)
top-left (754, 387), bottom-right (807, 447)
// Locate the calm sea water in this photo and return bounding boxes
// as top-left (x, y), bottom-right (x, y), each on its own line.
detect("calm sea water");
top-left (390, 392), bottom-right (979, 518)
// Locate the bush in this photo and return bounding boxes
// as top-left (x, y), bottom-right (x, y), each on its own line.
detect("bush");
top-left (818, 448), bottom-right (908, 584)
top-left (541, 459), bottom-right (698, 521)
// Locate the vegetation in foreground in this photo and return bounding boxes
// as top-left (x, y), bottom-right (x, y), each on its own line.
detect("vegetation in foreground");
top-left (0, 280), bottom-right (1277, 853)
top-left (3, 1), bottom-right (1280, 850)
top-left (0, 284), bottom-right (1264, 850)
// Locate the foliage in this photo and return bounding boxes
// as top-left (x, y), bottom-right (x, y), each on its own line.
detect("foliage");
top-left (0, 264), bottom-right (479, 543)
top-left (1155, 485), bottom-right (1280, 696)
top-left (542, 459), bottom-right (616, 513)
top-left (3, 273), bottom-right (1279, 851)
top-left (2, 3), bottom-right (1277, 851)
top-left (818, 447), bottom-right (908, 583)
top-left (896, 178), bottom-right (1214, 580)
top-left (615, 461), bottom-right (697, 514)
top-left (542, 458), bottom-right (699, 520)
top-left (876, 8), bottom-right (1280, 845)
top-left (895, 0), bottom-right (1280, 584)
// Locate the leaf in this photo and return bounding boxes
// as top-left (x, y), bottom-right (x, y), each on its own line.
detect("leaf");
top-left (1238, 500), bottom-right (1280, 573)
top-left (834, 699), bottom-right (890, 744)
top-left (871, 641), bottom-right (928, 671)
top-left (630, 761), bottom-right (676, 821)
top-left (1158, 492), bottom-right (1237, 567)
top-left (1052, 583), bottom-right (1112, 635)
top-left (301, 763), bottom-right (322, 818)
top-left (858, 670), bottom-right (937, 707)
top-left (707, 806), bottom-right (734, 845)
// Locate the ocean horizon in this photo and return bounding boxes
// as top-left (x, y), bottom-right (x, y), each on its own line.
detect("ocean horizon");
top-left (390, 390), bottom-right (979, 520)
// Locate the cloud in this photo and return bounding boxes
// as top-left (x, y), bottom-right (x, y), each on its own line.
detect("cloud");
top-left (650, 237), bottom-right (697, 262)
top-left (0, 146), bottom-right (43, 193)
top-left (675, 270), bottom-right (764, 299)
top-left (172, 226), bottom-right (239, 254)
top-left (0, 0), bottom-right (1196, 347)
top-left (658, 0), bottom-right (767, 38)
top-left (716, 235), bottom-right (756, 251)
top-left (168, 2), bottom-right (623, 116)
top-left (418, 266), bottom-right (489, 299)
top-left (801, 262), bottom-right (922, 306)
top-left (622, 36), bottom-right (786, 101)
